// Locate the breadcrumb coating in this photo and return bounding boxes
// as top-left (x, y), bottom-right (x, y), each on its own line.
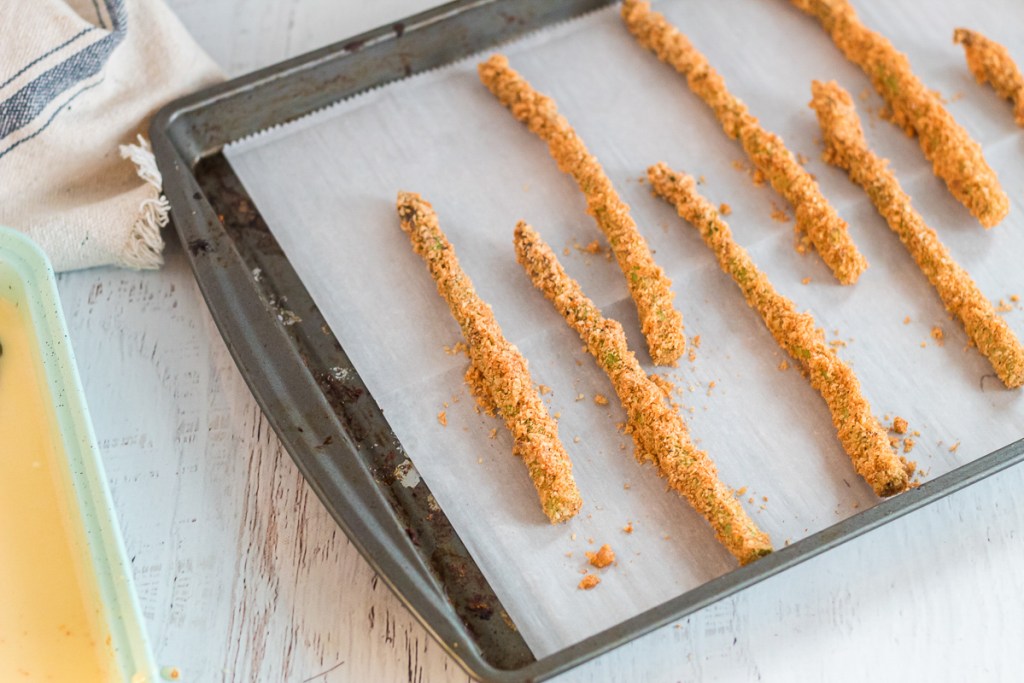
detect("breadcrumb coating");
top-left (647, 164), bottom-right (913, 497)
top-left (810, 81), bottom-right (1024, 388)
top-left (478, 54), bottom-right (686, 366)
top-left (396, 192), bottom-right (583, 523)
top-left (954, 28), bottom-right (1024, 127)
top-left (621, 0), bottom-right (867, 285)
top-left (790, 0), bottom-right (1009, 228)
top-left (514, 221), bottom-right (772, 565)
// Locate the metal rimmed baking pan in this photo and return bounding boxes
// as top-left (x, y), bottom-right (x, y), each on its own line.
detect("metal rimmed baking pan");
top-left (149, 1), bottom-right (1024, 680)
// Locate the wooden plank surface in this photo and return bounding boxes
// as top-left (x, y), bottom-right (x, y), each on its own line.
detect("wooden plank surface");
top-left (52, 1), bottom-right (1024, 680)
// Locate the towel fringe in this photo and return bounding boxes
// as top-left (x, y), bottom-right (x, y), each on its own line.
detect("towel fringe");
top-left (118, 134), bottom-right (169, 269)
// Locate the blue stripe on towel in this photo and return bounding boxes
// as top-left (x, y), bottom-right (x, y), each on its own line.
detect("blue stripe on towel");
top-left (0, 79), bottom-right (106, 161)
top-left (92, 0), bottom-right (108, 29)
top-left (0, 0), bottom-right (125, 143)
top-left (0, 27), bottom-right (97, 92)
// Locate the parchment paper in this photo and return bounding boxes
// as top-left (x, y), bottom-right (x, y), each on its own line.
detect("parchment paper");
top-left (225, 0), bottom-right (1024, 657)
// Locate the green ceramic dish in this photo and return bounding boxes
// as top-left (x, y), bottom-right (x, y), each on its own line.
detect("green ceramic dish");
top-left (0, 227), bottom-right (157, 682)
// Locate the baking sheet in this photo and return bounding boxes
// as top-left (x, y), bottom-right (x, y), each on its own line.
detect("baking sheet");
top-left (224, 0), bottom-right (1024, 657)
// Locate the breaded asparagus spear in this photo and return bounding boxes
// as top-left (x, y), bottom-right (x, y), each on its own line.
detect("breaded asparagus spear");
top-left (647, 164), bottom-right (914, 497)
top-left (621, 0), bottom-right (867, 285)
top-left (397, 191), bottom-right (583, 523)
top-left (478, 54), bottom-right (686, 366)
top-left (810, 80), bottom-right (1024, 389)
top-left (789, 0), bottom-right (1009, 228)
top-left (954, 28), bottom-right (1024, 127)
top-left (514, 220), bottom-right (772, 565)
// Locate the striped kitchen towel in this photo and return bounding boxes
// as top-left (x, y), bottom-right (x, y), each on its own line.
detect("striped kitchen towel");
top-left (0, 0), bottom-right (221, 271)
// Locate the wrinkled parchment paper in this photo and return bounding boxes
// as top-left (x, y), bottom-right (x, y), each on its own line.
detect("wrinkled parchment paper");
top-left (225, 0), bottom-right (1024, 656)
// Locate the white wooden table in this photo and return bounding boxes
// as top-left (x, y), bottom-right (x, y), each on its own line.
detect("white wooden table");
top-left (56, 1), bottom-right (1024, 680)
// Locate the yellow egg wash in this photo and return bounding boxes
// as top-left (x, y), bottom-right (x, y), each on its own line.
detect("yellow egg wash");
top-left (0, 297), bottom-right (110, 681)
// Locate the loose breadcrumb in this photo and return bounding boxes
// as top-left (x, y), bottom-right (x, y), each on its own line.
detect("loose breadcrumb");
top-left (931, 326), bottom-right (945, 345)
top-left (538, 384), bottom-right (552, 395)
top-left (810, 81), bottom-right (1024, 388)
top-left (444, 342), bottom-right (468, 355)
top-left (801, 277), bottom-right (812, 285)
top-left (903, 437), bottom-right (916, 453)
top-left (903, 316), bottom-right (912, 325)
top-left (479, 54), bottom-right (685, 365)
top-left (622, 0), bottom-right (868, 283)
top-left (594, 393), bottom-right (610, 406)
top-left (648, 164), bottom-right (913, 497)
top-left (997, 299), bottom-right (1014, 313)
top-left (586, 544), bottom-right (616, 568)
top-left (954, 28), bottom-right (1024, 127)
top-left (778, 360), bottom-right (790, 371)
top-left (791, 0), bottom-right (1009, 227)
top-left (578, 574), bottom-right (601, 590)
top-left (515, 221), bottom-right (772, 565)
top-left (719, 203), bottom-right (732, 216)
top-left (949, 440), bottom-right (961, 453)
top-left (892, 416), bottom-right (908, 434)
top-left (770, 203), bottom-right (791, 223)
top-left (623, 522), bottom-right (634, 534)
top-left (397, 192), bottom-right (583, 523)
top-left (437, 411), bottom-right (448, 427)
